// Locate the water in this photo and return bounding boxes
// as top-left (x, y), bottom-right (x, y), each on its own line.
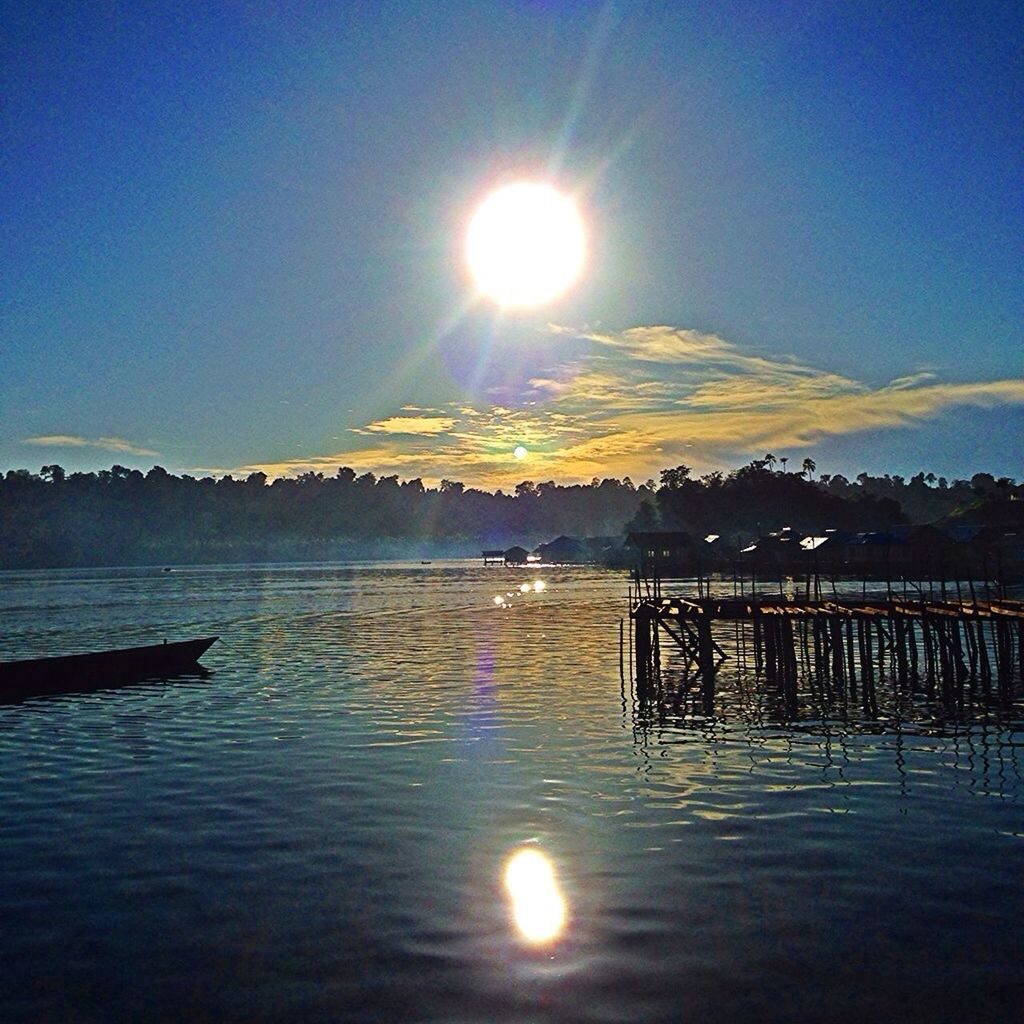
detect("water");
top-left (1, 563), bottom-right (1022, 1023)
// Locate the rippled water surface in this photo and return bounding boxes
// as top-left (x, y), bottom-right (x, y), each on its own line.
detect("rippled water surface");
top-left (2, 563), bottom-right (1022, 1023)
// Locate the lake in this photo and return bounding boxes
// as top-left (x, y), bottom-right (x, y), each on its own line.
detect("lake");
top-left (1, 562), bottom-right (1022, 1023)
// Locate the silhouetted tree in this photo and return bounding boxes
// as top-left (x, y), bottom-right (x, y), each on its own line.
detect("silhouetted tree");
top-left (0, 460), bottom-right (1016, 569)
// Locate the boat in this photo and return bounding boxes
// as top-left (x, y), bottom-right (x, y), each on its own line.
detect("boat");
top-left (0, 637), bottom-right (218, 700)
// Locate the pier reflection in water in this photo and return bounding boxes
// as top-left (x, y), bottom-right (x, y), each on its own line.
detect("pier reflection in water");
top-left (0, 563), bottom-right (1022, 1023)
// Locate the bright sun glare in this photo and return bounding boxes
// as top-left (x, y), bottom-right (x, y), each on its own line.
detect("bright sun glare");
top-left (467, 182), bottom-right (585, 307)
top-left (504, 847), bottom-right (567, 944)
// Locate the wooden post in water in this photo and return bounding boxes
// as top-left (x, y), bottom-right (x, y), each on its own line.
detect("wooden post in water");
top-left (921, 616), bottom-right (936, 697)
top-left (894, 612), bottom-right (908, 690)
top-left (752, 611), bottom-right (764, 676)
top-left (978, 618), bottom-right (992, 688)
top-left (619, 618), bottom-right (624, 684)
top-left (697, 614), bottom-right (716, 711)
top-left (912, 613), bottom-right (922, 688)
top-left (846, 616), bottom-right (857, 699)
top-left (634, 607), bottom-right (651, 692)
top-left (830, 616), bottom-right (845, 695)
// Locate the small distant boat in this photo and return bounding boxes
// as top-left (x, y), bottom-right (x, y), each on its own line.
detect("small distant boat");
top-left (0, 637), bottom-right (218, 700)
top-left (420, 560), bottom-right (432, 564)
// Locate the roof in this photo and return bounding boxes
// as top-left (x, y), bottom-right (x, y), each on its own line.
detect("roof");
top-left (888, 524), bottom-right (948, 543)
top-left (534, 536), bottom-right (586, 561)
top-left (749, 532), bottom-right (803, 548)
top-left (626, 531), bottom-right (693, 547)
top-left (537, 535), bottom-right (584, 550)
top-left (943, 524), bottom-right (985, 543)
top-left (847, 531), bottom-right (899, 546)
top-left (942, 524), bottom-right (1015, 544)
top-left (800, 536), bottom-right (832, 551)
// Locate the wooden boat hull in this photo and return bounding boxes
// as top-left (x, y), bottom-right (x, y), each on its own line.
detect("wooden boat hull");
top-left (0, 637), bottom-right (218, 700)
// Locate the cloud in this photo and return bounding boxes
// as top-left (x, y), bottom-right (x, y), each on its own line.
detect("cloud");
top-left (23, 434), bottom-right (159, 457)
top-left (610, 378), bottom-right (1024, 464)
top-left (555, 323), bottom-right (809, 376)
top-left (355, 415), bottom-right (458, 436)
top-left (225, 324), bottom-right (1024, 488)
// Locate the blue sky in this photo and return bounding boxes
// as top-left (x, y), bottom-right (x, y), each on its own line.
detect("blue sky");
top-left (3, 1), bottom-right (1021, 487)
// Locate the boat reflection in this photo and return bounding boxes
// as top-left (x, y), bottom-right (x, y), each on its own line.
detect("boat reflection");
top-left (503, 847), bottom-right (567, 945)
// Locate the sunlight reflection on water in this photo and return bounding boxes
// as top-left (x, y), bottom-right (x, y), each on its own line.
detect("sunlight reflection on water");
top-left (504, 846), bottom-right (567, 945)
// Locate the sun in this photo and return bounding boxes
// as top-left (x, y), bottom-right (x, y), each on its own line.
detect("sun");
top-left (466, 182), bottom-right (586, 308)
top-left (513, 445), bottom-right (528, 460)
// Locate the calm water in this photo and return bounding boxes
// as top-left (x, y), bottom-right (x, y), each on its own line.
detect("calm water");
top-left (1, 562), bottom-right (1022, 1023)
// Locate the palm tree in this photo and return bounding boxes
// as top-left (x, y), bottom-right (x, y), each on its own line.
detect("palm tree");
top-left (802, 457), bottom-right (816, 480)
top-left (763, 453), bottom-right (777, 472)
top-left (780, 456), bottom-right (789, 473)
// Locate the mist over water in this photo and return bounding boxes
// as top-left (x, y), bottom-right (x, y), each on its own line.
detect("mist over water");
top-left (1, 563), bottom-right (1022, 1023)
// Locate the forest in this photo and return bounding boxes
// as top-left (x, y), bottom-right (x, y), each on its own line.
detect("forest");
top-left (0, 458), bottom-right (1019, 569)
top-left (635, 459), bottom-right (1021, 538)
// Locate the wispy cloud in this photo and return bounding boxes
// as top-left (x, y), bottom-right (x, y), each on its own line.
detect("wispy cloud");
top-left (23, 434), bottom-right (159, 457)
top-left (225, 324), bottom-right (1024, 487)
top-left (356, 415), bottom-right (458, 436)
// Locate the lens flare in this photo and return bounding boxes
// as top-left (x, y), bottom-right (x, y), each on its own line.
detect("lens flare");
top-left (504, 847), bottom-right (567, 944)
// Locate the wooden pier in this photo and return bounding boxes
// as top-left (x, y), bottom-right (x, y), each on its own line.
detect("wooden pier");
top-left (630, 593), bottom-right (1024, 716)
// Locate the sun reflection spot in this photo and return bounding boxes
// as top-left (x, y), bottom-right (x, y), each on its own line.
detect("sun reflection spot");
top-left (504, 847), bottom-right (567, 945)
top-left (519, 583), bottom-right (531, 594)
top-left (533, 580), bottom-right (546, 593)
top-left (493, 595), bottom-right (504, 605)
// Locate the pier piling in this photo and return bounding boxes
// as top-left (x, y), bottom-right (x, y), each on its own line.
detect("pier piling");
top-left (629, 588), bottom-right (1024, 716)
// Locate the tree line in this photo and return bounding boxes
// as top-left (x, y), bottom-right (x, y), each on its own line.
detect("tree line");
top-left (0, 464), bottom-right (654, 568)
top-left (632, 457), bottom-right (1021, 539)
top-left (0, 458), bottom-right (1018, 569)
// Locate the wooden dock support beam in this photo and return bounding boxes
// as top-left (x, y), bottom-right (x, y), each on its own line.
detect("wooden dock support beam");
top-left (627, 593), bottom-right (1024, 717)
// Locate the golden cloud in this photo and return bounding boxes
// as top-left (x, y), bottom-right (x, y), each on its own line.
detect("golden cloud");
top-left (225, 325), bottom-right (1024, 488)
top-left (357, 415), bottom-right (457, 435)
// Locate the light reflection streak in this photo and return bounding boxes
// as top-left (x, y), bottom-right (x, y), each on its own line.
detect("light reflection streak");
top-left (490, 580), bottom-right (547, 608)
top-left (504, 847), bottom-right (567, 944)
